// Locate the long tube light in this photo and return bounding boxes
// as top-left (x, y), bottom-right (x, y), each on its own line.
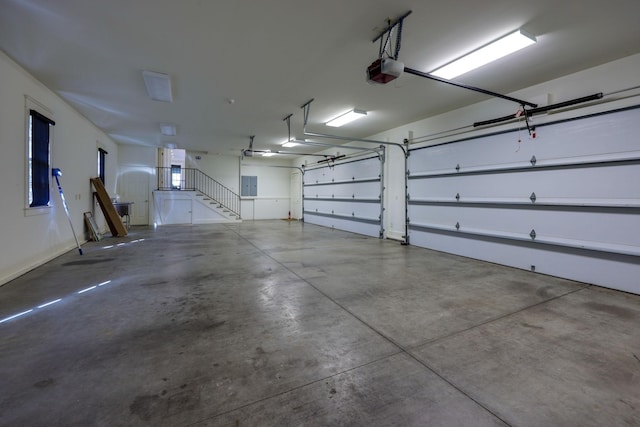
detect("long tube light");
top-left (326, 109), bottom-right (367, 127)
top-left (430, 29), bottom-right (536, 80)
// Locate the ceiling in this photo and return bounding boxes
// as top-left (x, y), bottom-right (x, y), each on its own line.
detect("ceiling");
top-left (2, 0), bottom-right (639, 157)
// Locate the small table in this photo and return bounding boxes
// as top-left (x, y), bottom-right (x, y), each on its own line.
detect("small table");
top-left (113, 202), bottom-right (134, 229)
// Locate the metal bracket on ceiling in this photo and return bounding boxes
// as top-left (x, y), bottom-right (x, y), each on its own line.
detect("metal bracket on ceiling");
top-left (283, 113), bottom-right (293, 142)
top-left (301, 99), bottom-right (314, 129)
top-left (372, 10), bottom-right (412, 60)
top-left (241, 135), bottom-right (256, 157)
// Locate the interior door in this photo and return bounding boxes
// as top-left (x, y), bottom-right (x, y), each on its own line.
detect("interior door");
top-left (121, 171), bottom-right (150, 225)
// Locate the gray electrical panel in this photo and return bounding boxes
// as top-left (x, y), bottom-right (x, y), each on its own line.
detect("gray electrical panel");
top-left (241, 175), bottom-right (257, 197)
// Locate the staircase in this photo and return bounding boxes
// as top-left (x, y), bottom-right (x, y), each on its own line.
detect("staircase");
top-left (155, 167), bottom-right (241, 224)
top-left (193, 192), bottom-right (240, 220)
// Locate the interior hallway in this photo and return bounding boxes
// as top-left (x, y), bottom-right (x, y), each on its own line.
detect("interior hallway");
top-left (0, 220), bottom-right (638, 426)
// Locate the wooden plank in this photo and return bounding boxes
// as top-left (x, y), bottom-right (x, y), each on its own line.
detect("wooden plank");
top-left (83, 211), bottom-right (102, 241)
top-left (90, 177), bottom-right (127, 237)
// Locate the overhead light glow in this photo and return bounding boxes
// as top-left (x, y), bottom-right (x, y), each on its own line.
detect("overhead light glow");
top-left (0, 310), bottom-right (33, 324)
top-left (0, 278), bottom-right (115, 326)
top-left (142, 70), bottom-right (174, 102)
top-left (38, 299), bottom-right (62, 309)
top-left (430, 29), bottom-right (536, 80)
top-left (326, 109), bottom-right (367, 127)
top-left (262, 151), bottom-right (276, 157)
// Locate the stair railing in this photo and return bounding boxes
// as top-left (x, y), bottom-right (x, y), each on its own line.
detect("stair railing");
top-left (156, 167), bottom-right (241, 218)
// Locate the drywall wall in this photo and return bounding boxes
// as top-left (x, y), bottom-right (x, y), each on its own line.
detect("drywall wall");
top-left (186, 151), bottom-right (240, 194)
top-left (240, 158), bottom-right (293, 220)
top-left (0, 51), bottom-right (119, 285)
top-left (184, 151), bottom-right (293, 220)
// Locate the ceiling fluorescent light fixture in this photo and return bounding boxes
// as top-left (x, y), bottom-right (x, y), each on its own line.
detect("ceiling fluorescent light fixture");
top-left (430, 29), bottom-right (536, 80)
top-left (326, 109), bottom-right (367, 127)
top-left (142, 70), bottom-right (173, 102)
top-left (160, 124), bottom-right (176, 136)
top-left (261, 151), bottom-right (276, 157)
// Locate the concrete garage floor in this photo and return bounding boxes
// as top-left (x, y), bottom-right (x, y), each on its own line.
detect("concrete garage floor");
top-left (0, 220), bottom-right (638, 426)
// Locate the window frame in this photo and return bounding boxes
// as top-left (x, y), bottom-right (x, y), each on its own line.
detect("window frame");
top-left (98, 147), bottom-right (108, 185)
top-left (25, 96), bottom-right (55, 215)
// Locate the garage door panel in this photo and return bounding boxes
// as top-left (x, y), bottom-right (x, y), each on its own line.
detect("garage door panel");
top-left (305, 212), bottom-right (381, 238)
top-left (304, 156), bottom-right (383, 237)
top-left (409, 204), bottom-right (640, 250)
top-left (409, 163), bottom-right (640, 202)
top-left (409, 230), bottom-right (639, 294)
top-left (304, 181), bottom-right (381, 199)
top-left (306, 199), bottom-right (381, 220)
top-left (409, 107), bottom-right (640, 174)
top-left (408, 105), bottom-right (640, 294)
top-left (305, 157), bottom-right (380, 182)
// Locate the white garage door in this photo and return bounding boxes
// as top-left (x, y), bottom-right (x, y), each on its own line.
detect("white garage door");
top-left (304, 155), bottom-right (384, 238)
top-left (408, 105), bottom-right (640, 294)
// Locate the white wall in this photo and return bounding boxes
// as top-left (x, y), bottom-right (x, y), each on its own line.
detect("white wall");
top-left (186, 151), bottom-right (240, 194)
top-left (185, 151), bottom-right (294, 220)
top-left (240, 158), bottom-right (293, 220)
top-left (0, 50), bottom-right (119, 285)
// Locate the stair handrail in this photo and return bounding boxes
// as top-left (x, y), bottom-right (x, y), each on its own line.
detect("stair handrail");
top-left (156, 167), bottom-right (241, 218)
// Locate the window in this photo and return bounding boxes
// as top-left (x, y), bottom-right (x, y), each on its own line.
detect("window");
top-left (171, 164), bottom-right (182, 189)
top-left (98, 148), bottom-right (108, 184)
top-left (28, 109), bottom-right (55, 207)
